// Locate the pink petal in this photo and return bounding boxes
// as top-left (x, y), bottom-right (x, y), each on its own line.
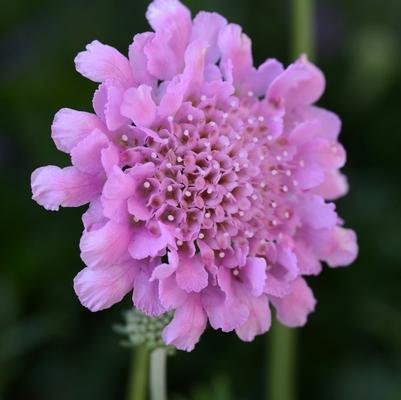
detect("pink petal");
top-left (159, 274), bottom-right (187, 310)
top-left (236, 294), bottom-right (271, 341)
top-left (101, 166), bottom-right (134, 222)
top-left (129, 32), bottom-right (157, 87)
top-left (301, 106), bottom-right (341, 141)
top-left (73, 259), bottom-right (138, 312)
top-left (267, 55), bottom-right (325, 108)
top-left (325, 227), bottom-right (358, 268)
top-left (145, 0), bottom-right (191, 79)
top-left (93, 80), bottom-right (129, 131)
top-left (71, 129), bottom-right (109, 174)
top-left (133, 269), bottom-right (165, 316)
top-left (241, 257), bottom-right (267, 297)
top-left (218, 24), bottom-right (253, 85)
top-left (80, 220), bottom-right (131, 269)
top-left (297, 194), bottom-right (338, 230)
top-left (31, 166), bottom-right (102, 211)
top-left (201, 286), bottom-right (249, 332)
top-left (191, 12), bottom-right (227, 63)
top-left (270, 278), bottom-right (316, 327)
top-left (82, 199), bottom-right (106, 232)
top-left (175, 254), bottom-right (208, 293)
top-left (75, 40), bottom-right (133, 85)
top-left (162, 293), bottom-right (207, 352)
top-left (128, 224), bottom-right (173, 260)
top-left (241, 58), bottom-right (284, 97)
top-left (51, 108), bottom-right (103, 153)
top-left (312, 170), bottom-right (349, 200)
top-left (121, 85), bottom-right (156, 127)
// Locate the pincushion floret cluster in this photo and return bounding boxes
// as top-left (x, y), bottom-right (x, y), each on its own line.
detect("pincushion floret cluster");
top-left (31, 0), bottom-right (358, 351)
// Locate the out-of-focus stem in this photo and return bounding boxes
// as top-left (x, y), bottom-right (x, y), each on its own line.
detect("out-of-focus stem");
top-left (292, 0), bottom-right (315, 60)
top-left (127, 347), bottom-right (148, 400)
top-left (150, 348), bottom-right (167, 400)
top-left (268, 322), bottom-right (297, 400)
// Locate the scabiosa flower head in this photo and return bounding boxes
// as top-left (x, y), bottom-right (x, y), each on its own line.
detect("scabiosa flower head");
top-left (31, 0), bottom-right (358, 351)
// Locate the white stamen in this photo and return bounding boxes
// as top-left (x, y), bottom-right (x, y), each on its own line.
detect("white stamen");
top-left (267, 135), bottom-right (273, 141)
top-left (209, 121), bottom-right (216, 127)
top-left (121, 134), bottom-right (128, 142)
top-left (187, 114), bottom-right (194, 121)
top-left (198, 233), bottom-right (205, 239)
top-left (270, 201), bottom-right (277, 208)
top-left (166, 162), bottom-right (173, 168)
top-left (143, 181), bottom-right (151, 189)
top-left (177, 240), bottom-right (183, 246)
top-left (183, 130), bottom-right (189, 137)
top-left (151, 152), bottom-right (157, 159)
top-left (252, 194), bottom-right (257, 200)
top-left (205, 212), bottom-right (211, 218)
top-left (201, 95), bottom-right (207, 101)
top-left (167, 214), bottom-right (175, 222)
top-left (177, 156), bottom-right (183, 163)
top-left (276, 155), bottom-right (282, 162)
top-left (281, 185), bottom-right (289, 193)
top-left (286, 170), bottom-right (292, 176)
top-left (259, 155), bottom-right (265, 161)
top-left (207, 188), bottom-right (213, 194)
top-left (185, 191), bottom-right (192, 197)
top-left (271, 219), bottom-right (278, 226)
top-left (271, 169), bottom-right (278, 176)
top-left (230, 100), bottom-right (237, 107)
top-left (233, 268), bottom-right (240, 276)
top-left (239, 211), bottom-right (245, 217)
top-left (258, 116), bottom-right (265, 122)
top-left (284, 211), bottom-right (291, 219)
top-left (253, 137), bottom-right (258, 143)
top-left (167, 185), bottom-right (173, 192)
top-left (236, 135), bottom-right (241, 140)
top-left (167, 115), bottom-right (174, 122)
top-left (207, 155), bottom-right (213, 161)
top-left (219, 251), bottom-right (225, 258)
top-left (248, 91), bottom-right (254, 97)
top-left (223, 113), bottom-right (229, 119)
top-left (248, 118), bottom-right (254, 124)
top-left (260, 182), bottom-right (266, 188)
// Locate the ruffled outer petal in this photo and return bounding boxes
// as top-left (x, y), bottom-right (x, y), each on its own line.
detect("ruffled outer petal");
top-left (70, 129), bottom-right (110, 174)
top-left (267, 55), bottom-right (325, 109)
top-left (236, 294), bottom-right (271, 341)
top-left (31, 166), bottom-right (102, 211)
top-left (162, 293), bottom-right (207, 351)
top-left (121, 84), bottom-right (156, 127)
top-left (133, 267), bottom-right (165, 316)
top-left (73, 259), bottom-right (138, 312)
top-left (80, 220), bottom-right (131, 269)
top-left (75, 40), bottom-right (133, 85)
top-left (270, 278), bottom-right (316, 327)
top-left (51, 108), bottom-right (104, 153)
top-left (175, 253), bottom-right (208, 293)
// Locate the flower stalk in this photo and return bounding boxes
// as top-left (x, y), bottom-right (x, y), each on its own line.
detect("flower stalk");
top-left (127, 347), bottom-right (149, 400)
top-left (150, 348), bottom-right (168, 400)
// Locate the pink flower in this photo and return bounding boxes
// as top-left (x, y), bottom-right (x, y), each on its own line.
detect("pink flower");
top-left (31, 0), bottom-right (358, 352)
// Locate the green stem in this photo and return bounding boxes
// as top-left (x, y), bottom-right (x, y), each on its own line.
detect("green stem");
top-left (126, 346), bottom-right (149, 400)
top-left (292, 0), bottom-right (315, 60)
top-left (268, 322), bottom-right (297, 400)
top-left (150, 348), bottom-right (167, 400)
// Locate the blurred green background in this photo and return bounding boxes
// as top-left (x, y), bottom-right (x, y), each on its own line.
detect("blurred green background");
top-left (1, 0), bottom-right (400, 399)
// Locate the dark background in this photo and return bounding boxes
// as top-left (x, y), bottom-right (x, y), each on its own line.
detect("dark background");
top-left (1, 0), bottom-right (400, 399)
